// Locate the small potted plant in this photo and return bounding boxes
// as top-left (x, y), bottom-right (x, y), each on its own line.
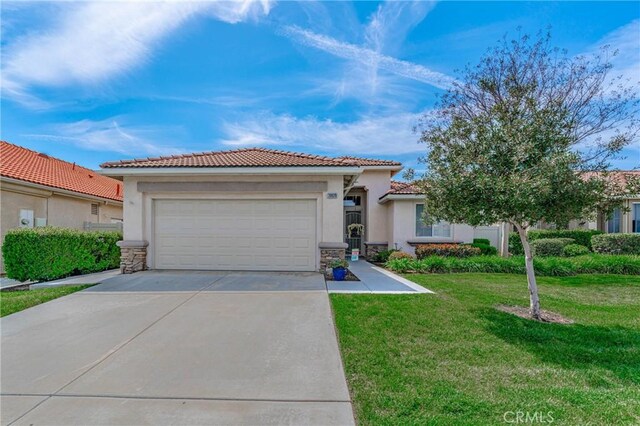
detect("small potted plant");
top-left (330, 259), bottom-right (349, 281)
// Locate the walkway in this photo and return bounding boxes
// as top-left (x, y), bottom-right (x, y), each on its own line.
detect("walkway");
top-left (326, 260), bottom-right (433, 294)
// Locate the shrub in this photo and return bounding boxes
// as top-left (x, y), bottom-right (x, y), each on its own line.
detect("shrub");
top-left (530, 238), bottom-right (575, 257)
top-left (385, 254), bottom-right (640, 276)
top-left (509, 229), bottom-right (602, 254)
top-left (592, 233), bottom-right (640, 255)
top-left (415, 244), bottom-right (481, 259)
top-left (2, 227), bottom-right (122, 282)
top-left (473, 238), bottom-right (491, 246)
top-left (471, 242), bottom-right (498, 256)
top-left (374, 249), bottom-right (398, 263)
top-left (563, 244), bottom-right (590, 257)
top-left (388, 251), bottom-right (413, 261)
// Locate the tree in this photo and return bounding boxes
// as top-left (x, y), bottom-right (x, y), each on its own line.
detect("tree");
top-left (417, 31), bottom-right (639, 320)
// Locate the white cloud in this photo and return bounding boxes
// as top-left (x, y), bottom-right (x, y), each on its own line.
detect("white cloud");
top-left (220, 111), bottom-right (431, 155)
top-left (2, 1), bottom-right (273, 102)
top-left (24, 118), bottom-right (183, 157)
top-left (282, 24), bottom-right (454, 91)
top-left (590, 19), bottom-right (640, 94)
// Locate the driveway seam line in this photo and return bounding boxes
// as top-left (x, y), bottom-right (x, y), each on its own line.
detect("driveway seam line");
top-left (2, 393), bottom-right (351, 403)
top-left (52, 273), bottom-right (229, 396)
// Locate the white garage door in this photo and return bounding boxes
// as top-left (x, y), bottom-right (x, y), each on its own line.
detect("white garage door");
top-left (154, 199), bottom-right (317, 271)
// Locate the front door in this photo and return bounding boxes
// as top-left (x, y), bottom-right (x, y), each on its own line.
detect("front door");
top-left (345, 210), bottom-right (363, 254)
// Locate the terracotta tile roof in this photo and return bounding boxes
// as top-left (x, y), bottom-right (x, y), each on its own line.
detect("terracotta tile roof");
top-left (379, 180), bottom-right (423, 199)
top-left (582, 170), bottom-right (640, 187)
top-left (100, 148), bottom-right (403, 169)
top-left (1, 141), bottom-right (123, 202)
top-left (335, 156), bottom-right (402, 167)
top-left (100, 148), bottom-right (355, 168)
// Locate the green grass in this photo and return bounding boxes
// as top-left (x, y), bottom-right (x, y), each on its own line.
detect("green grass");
top-left (0, 285), bottom-right (92, 317)
top-left (331, 274), bottom-right (640, 425)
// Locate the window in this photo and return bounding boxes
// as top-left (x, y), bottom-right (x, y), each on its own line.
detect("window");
top-left (344, 195), bottom-right (361, 206)
top-left (634, 204), bottom-right (640, 233)
top-left (91, 203), bottom-right (99, 216)
top-left (606, 208), bottom-right (621, 233)
top-left (415, 204), bottom-right (451, 237)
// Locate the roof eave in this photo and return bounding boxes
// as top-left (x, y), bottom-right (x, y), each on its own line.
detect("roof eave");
top-left (378, 193), bottom-right (424, 204)
top-left (99, 166), bottom-right (363, 178)
top-left (0, 175), bottom-right (123, 204)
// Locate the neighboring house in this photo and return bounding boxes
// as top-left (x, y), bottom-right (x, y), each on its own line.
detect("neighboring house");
top-left (0, 141), bottom-right (124, 274)
top-left (532, 171), bottom-right (640, 234)
top-left (101, 147), bottom-right (502, 274)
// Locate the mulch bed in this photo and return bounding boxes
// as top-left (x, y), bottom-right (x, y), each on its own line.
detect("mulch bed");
top-left (496, 304), bottom-right (574, 324)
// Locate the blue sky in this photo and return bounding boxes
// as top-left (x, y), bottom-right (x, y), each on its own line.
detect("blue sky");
top-left (2, 1), bottom-right (639, 172)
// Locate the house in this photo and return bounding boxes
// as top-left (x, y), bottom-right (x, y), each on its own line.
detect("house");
top-left (0, 141), bottom-right (124, 273)
top-left (532, 171), bottom-right (640, 234)
top-left (100, 147), bottom-right (503, 274)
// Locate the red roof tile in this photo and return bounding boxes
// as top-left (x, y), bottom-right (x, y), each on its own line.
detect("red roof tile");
top-left (1, 141), bottom-right (123, 202)
top-left (100, 148), bottom-right (353, 168)
top-left (335, 156), bottom-right (402, 167)
top-left (100, 148), bottom-right (403, 169)
top-left (379, 180), bottom-right (423, 199)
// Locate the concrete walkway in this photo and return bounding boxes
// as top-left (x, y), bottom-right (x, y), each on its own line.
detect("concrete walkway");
top-left (30, 269), bottom-right (121, 289)
top-left (1, 271), bottom-right (354, 425)
top-left (327, 259), bottom-right (433, 294)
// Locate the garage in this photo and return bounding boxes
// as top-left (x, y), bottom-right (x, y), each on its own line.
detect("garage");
top-left (153, 199), bottom-right (317, 271)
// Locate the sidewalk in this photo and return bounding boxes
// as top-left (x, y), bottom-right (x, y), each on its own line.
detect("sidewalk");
top-left (327, 260), bottom-right (433, 294)
top-left (30, 269), bottom-right (121, 289)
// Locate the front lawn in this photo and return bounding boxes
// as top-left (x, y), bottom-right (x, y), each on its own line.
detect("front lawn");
top-left (0, 285), bottom-right (92, 317)
top-left (331, 274), bottom-right (640, 425)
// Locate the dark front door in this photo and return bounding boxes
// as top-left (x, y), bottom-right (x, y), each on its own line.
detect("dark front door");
top-left (345, 210), bottom-right (363, 254)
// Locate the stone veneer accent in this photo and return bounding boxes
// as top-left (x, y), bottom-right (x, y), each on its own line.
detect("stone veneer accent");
top-left (364, 242), bottom-right (389, 261)
top-left (116, 240), bottom-right (149, 274)
top-left (319, 242), bottom-right (348, 279)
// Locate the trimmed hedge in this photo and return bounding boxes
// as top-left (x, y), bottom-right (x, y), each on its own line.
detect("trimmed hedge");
top-left (470, 243), bottom-right (498, 256)
top-left (386, 254), bottom-right (640, 276)
top-left (563, 244), bottom-right (590, 257)
top-left (473, 238), bottom-right (491, 246)
top-left (592, 233), bottom-right (640, 255)
top-left (509, 229), bottom-right (603, 254)
top-left (2, 227), bottom-right (122, 282)
top-left (388, 251), bottom-right (413, 261)
top-left (415, 244), bottom-right (481, 259)
top-left (530, 238), bottom-right (575, 257)
top-left (374, 249), bottom-right (398, 263)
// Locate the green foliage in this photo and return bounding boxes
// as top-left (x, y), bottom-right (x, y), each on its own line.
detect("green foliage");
top-left (509, 229), bottom-right (603, 254)
top-left (470, 242), bottom-right (498, 255)
top-left (530, 238), bottom-right (575, 257)
top-left (415, 244), bottom-right (481, 259)
top-left (563, 244), bottom-right (590, 257)
top-left (374, 249), bottom-right (398, 263)
top-left (2, 227), bottom-right (122, 282)
top-left (1, 285), bottom-right (92, 317)
top-left (385, 254), bottom-right (640, 276)
top-left (330, 259), bottom-right (349, 269)
top-left (592, 233), bottom-right (640, 255)
top-left (388, 251), bottom-right (413, 261)
top-left (472, 238), bottom-right (491, 245)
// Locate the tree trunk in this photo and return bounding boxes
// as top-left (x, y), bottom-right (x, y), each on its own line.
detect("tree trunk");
top-left (500, 222), bottom-right (510, 257)
top-left (515, 224), bottom-right (541, 320)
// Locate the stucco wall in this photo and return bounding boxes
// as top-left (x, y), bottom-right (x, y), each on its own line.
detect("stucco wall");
top-left (0, 184), bottom-right (123, 274)
top-left (389, 199), bottom-right (483, 255)
top-left (351, 170), bottom-right (392, 243)
top-left (121, 173), bottom-right (344, 270)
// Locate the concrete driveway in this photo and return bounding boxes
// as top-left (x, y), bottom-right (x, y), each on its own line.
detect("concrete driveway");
top-left (1, 271), bottom-right (354, 425)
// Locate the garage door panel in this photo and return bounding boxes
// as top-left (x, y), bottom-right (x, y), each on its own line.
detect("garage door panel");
top-left (154, 199), bottom-right (316, 271)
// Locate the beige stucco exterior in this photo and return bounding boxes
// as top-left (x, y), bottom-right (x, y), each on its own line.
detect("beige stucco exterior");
top-left (0, 179), bottom-right (123, 273)
top-left (120, 173), bottom-right (346, 270)
top-left (351, 170), bottom-right (393, 243)
top-left (384, 198), bottom-right (484, 255)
